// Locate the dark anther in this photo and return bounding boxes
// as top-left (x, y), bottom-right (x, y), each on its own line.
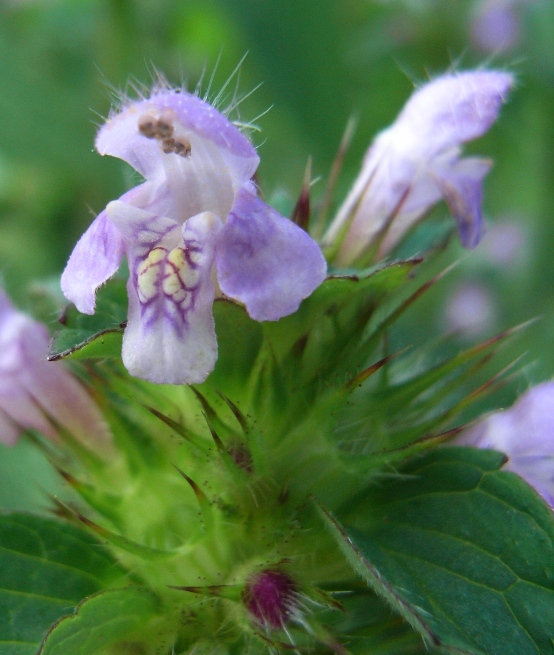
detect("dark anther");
top-left (138, 114), bottom-right (158, 139)
top-left (161, 136), bottom-right (191, 158)
top-left (162, 138), bottom-right (176, 154)
top-left (173, 137), bottom-right (192, 158)
top-left (139, 111), bottom-right (175, 141)
top-left (157, 120), bottom-right (174, 139)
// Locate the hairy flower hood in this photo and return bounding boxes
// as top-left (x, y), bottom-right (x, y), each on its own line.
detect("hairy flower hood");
top-left (61, 88), bottom-right (327, 385)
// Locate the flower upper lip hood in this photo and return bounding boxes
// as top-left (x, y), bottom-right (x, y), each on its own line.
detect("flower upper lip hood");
top-left (324, 70), bottom-right (514, 264)
top-left (95, 90), bottom-right (259, 184)
top-left (61, 86), bottom-right (327, 385)
top-left (387, 70), bottom-right (512, 157)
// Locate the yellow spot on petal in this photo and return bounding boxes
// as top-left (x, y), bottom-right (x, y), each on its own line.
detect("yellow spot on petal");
top-left (163, 246), bottom-right (200, 298)
top-left (166, 246), bottom-right (187, 270)
top-left (137, 247), bottom-right (167, 302)
top-left (147, 247), bottom-right (167, 265)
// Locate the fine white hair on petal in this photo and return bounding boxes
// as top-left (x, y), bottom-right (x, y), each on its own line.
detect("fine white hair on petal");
top-left (393, 70), bottom-right (514, 154)
top-left (95, 90), bottom-right (259, 178)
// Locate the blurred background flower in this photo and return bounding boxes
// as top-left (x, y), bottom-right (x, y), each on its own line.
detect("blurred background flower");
top-left (444, 282), bottom-right (498, 337)
top-left (0, 0), bottom-right (552, 508)
top-left (0, 288), bottom-right (111, 450)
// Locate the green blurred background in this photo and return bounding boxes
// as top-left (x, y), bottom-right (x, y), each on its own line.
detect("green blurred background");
top-left (0, 0), bottom-right (552, 509)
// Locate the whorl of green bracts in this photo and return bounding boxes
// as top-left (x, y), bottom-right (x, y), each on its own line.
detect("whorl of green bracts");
top-left (17, 248), bottom-right (549, 655)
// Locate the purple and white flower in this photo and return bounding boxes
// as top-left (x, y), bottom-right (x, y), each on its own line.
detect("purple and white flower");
top-left (324, 70), bottom-right (513, 264)
top-left (0, 288), bottom-right (111, 450)
top-left (62, 88), bottom-right (327, 384)
top-left (454, 382), bottom-right (554, 508)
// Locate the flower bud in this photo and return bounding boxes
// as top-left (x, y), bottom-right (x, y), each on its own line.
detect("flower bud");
top-left (243, 569), bottom-right (297, 629)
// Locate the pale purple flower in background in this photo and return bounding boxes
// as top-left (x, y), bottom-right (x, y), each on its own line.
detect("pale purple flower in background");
top-left (61, 87), bottom-right (327, 385)
top-left (324, 71), bottom-right (513, 265)
top-left (444, 282), bottom-right (497, 337)
top-left (0, 288), bottom-right (111, 451)
top-left (471, 0), bottom-right (521, 54)
top-left (454, 382), bottom-right (554, 508)
top-left (480, 218), bottom-right (527, 267)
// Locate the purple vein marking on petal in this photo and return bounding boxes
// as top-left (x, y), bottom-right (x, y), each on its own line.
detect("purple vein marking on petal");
top-left (136, 222), bottom-right (178, 249)
top-left (163, 247), bottom-right (200, 320)
top-left (135, 237), bottom-right (206, 337)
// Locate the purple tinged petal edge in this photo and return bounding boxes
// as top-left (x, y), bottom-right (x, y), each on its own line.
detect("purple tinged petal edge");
top-left (0, 288), bottom-right (113, 450)
top-left (217, 190), bottom-right (327, 322)
top-left (433, 157), bottom-right (492, 249)
top-left (61, 210), bottom-right (124, 314)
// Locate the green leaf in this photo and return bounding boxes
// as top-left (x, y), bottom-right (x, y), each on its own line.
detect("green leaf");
top-left (319, 448), bottom-right (554, 655)
top-left (48, 278), bottom-right (127, 362)
top-left (0, 512), bottom-right (126, 655)
top-left (38, 587), bottom-right (161, 655)
top-left (48, 328), bottom-right (123, 361)
top-left (318, 587), bottom-right (430, 655)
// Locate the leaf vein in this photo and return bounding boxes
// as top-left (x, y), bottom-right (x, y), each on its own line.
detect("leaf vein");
top-left (0, 586), bottom-right (79, 606)
top-left (383, 547), bottom-right (541, 653)
top-left (0, 545), bottom-right (108, 588)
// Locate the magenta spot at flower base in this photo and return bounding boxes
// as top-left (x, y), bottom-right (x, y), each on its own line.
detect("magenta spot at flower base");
top-left (244, 569), bottom-right (297, 629)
